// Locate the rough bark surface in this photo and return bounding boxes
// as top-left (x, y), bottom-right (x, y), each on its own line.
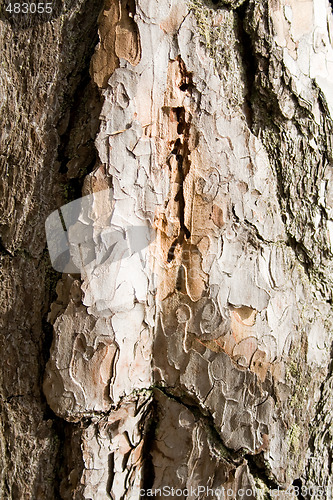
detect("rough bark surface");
top-left (2, 0), bottom-right (333, 498)
top-left (0, 1), bottom-right (102, 497)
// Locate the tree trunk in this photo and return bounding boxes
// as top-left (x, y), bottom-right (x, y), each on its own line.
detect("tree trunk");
top-left (1, 0), bottom-right (333, 498)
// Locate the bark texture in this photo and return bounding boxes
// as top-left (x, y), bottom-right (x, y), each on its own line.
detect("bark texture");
top-left (1, 0), bottom-right (333, 498)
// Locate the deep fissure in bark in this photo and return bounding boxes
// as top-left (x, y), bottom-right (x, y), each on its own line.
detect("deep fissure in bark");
top-left (235, 1), bottom-right (256, 129)
top-left (140, 399), bottom-right (157, 494)
top-left (244, 452), bottom-right (281, 493)
top-left (167, 58), bottom-right (193, 263)
top-left (57, 79), bottom-right (102, 203)
top-left (154, 385), bottom-right (244, 466)
top-left (292, 478), bottom-right (306, 500)
top-left (106, 452), bottom-right (115, 497)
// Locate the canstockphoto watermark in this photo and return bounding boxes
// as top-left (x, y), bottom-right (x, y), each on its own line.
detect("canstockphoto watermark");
top-left (139, 485), bottom-right (330, 498)
top-left (45, 188), bottom-right (209, 312)
top-left (139, 486), bottom-right (261, 498)
top-left (45, 188), bottom-right (201, 278)
top-left (45, 188), bottom-right (155, 274)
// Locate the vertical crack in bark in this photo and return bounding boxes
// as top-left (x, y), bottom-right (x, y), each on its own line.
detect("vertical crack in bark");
top-left (106, 452), bottom-right (115, 497)
top-left (140, 400), bottom-right (157, 493)
top-left (244, 452), bottom-right (281, 493)
top-left (167, 58), bottom-right (193, 262)
top-left (56, 76), bottom-right (102, 203)
top-left (236, 1), bottom-right (256, 129)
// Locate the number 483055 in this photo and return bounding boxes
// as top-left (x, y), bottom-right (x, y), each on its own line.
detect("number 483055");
top-left (6, 3), bottom-right (53, 14)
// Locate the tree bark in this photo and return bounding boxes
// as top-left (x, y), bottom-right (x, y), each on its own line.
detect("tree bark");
top-left (1, 0), bottom-right (333, 498)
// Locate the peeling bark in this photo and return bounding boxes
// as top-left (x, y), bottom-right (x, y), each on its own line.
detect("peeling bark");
top-left (2, 0), bottom-right (333, 498)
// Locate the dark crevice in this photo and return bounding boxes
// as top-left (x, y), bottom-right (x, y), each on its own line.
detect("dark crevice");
top-left (57, 71), bottom-right (93, 174)
top-left (166, 58), bottom-right (194, 261)
top-left (58, 209), bottom-right (67, 233)
top-left (231, 205), bottom-right (273, 248)
top-left (140, 399), bottom-right (157, 494)
top-left (292, 479), bottom-right (306, 499)
top-left (236, 1), bottom-right (257, 129)
top-left (57, 420), bottom-right (87, 500)
top-left (0, 236), bottom-right (34, 259)
top-left (42, 16), bottom-right (102, 387)
top-left (16, 246), bottom-right (62, 431)
top-left (153, 385), bottom-right (283, 493)
top-left (57, 78), bottom-right (101, 203)
top-left (173, 130), bottom-right (191, 233)
top-left (0, 237), bottom-right (14, 257)
top-left (154, 385), bottom-right (243, 466)
top-left (56, 15), bottom-right (102, 203)
top-left (167, 237), bottom-right (180, 262)
top-left (177, 57), bottom-right (194, 95)
top-left (245, 452), bottom-right (281, 493)
top-left (199, 0), bottom-right (250, 11)
top-left (167, 130), bottom-right (192, 260)
top-left (106, 453), bottom-right (115, 497)
top-left (176, 265), bottom-right (186, 291)
top-left (285, 235), bottom-right (312, 274)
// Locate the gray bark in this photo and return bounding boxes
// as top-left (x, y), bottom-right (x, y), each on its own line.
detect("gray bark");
top-left (1, 0), bottom-right (333, 498)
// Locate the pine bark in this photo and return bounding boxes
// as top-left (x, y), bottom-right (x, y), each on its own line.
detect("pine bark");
top-left (1, 0), bottom-right (333, 498)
